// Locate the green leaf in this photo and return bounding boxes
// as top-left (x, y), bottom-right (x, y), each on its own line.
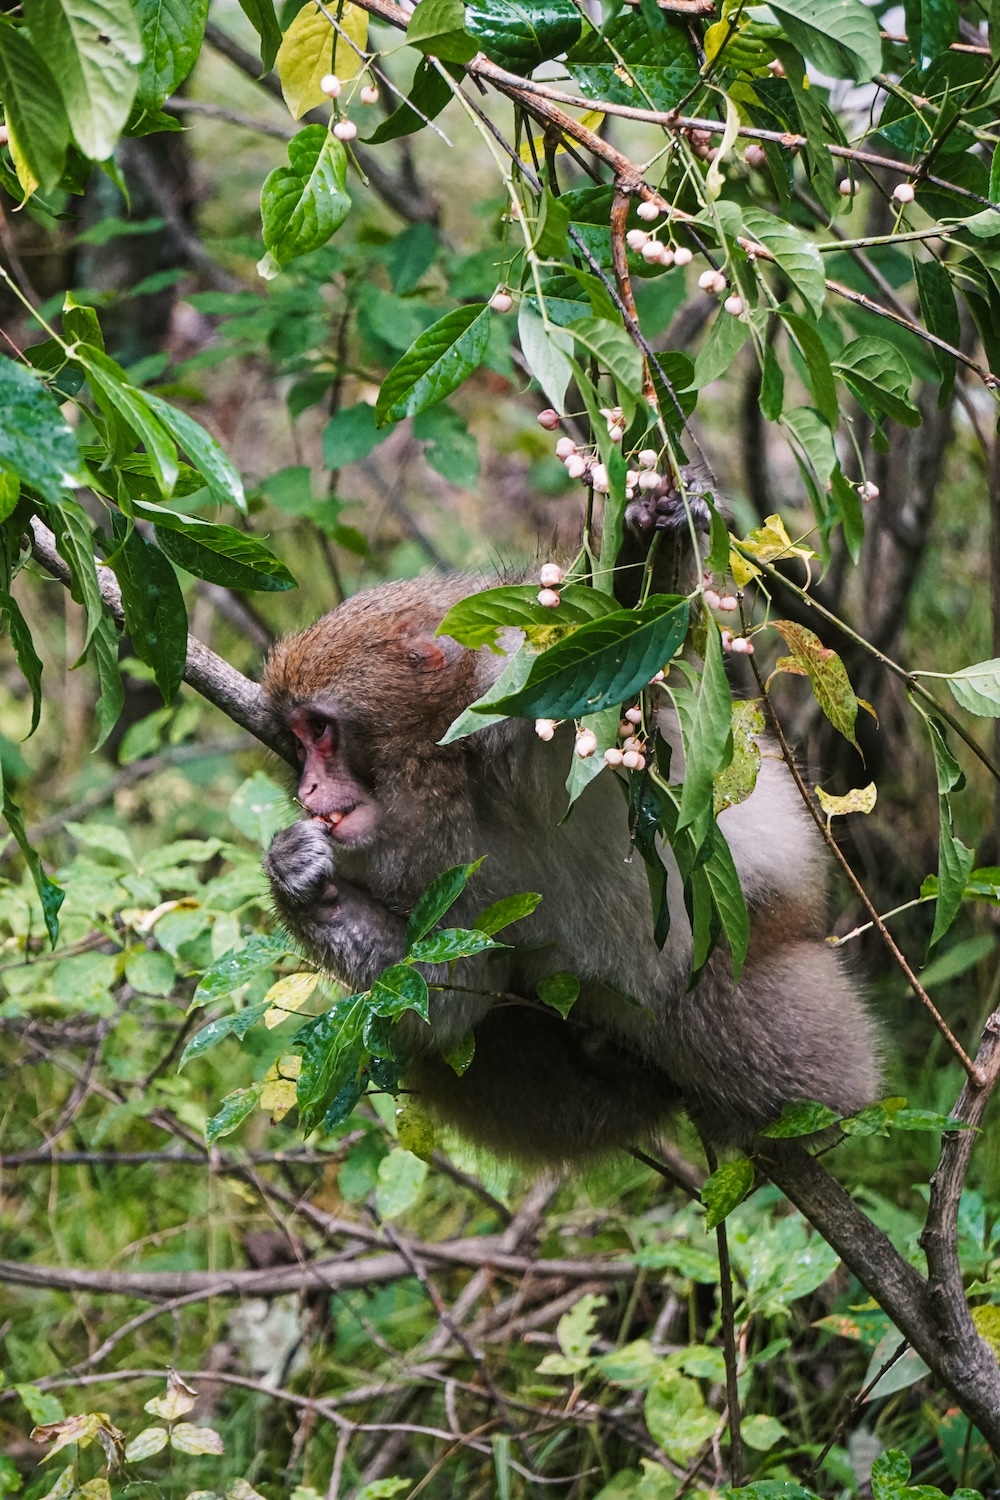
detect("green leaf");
top-left (741, 1414), bottom-right (790, 1451)
top-left (702, 1155), bottom-right (754, 1229)
top-left (567, 316), bottom-right (643, 413)
top-left (49, 496), bottom-right (106, 656)
top-left (0, 357), bottom-right (79, 501)
top-left (440, 647), bottom-right (535, 742)
top-left (191, 934), bottom-right (289, 1008)
top-left (767, 0), bottom-right (882, 82)
top-left (1, 780), bottom-right (64, 945)
top-left (535, 187), bottom-right (570, 258)
top-left (473, 890), bottom-right (542, 934)
top-left (296, 994), bottom-right (368, 1131)
top-left (237, 0), bottom-right (282, 71)
top-left (833, 336), bottom-right (920, 429)
top-left (714, 699), bottom-right (763, 815)
top-left (91, 610), bottom-right (125, 750)
top-left (74, 348), bottom-right (179, 497)
top-left (407, 0), bottom-right (478, 62)
top-left (376, 304), bottom-right (491, 426)
top-left (369, 964), bottom-right (430, 1021)
top-left (914, 257), bottom-right (959, 406)
top-left (106, 514), bottom-right (187, 703)
top-left (691, 306), bottom-right (750, 389)
top-left (564, 704), bottom-right (619, 808)
top-left (482, 598), bottom-right (690, 721)
top-left (760, 341), bottom-right (784, 420)
top-left (645, 1372), bottom-right (719, 1463)
top-left (134, 0), bottom-right (208, 112)
top-left (674, 620), bottom-right (733, 848)
top-left (323, 403), bottom-right (390, 468)
top-left (0, 19), bottom-right (70, 193)
top-left (1, 591), bottom-right (43, 736)
top-left (743, 209), bottom-right (825, 319)
top-left (364, 57), bottom-right (456, 144)
top-left (406, 860), bottom-right (482, 946)
top-left (229, 773), bottom-right (297, 845)
top-left (465, 0), bottom-right (580, 75)
top-left (537, 970), bottom-right (580, 1017)
top-left (931, 818), bottom-right (974, 948)
top-left (24, 0), bottom-right (142, 160)
top-left (779, 310), bottom-right (838, 427)
top-left (439, 582), bottom-right (617, 651)
top-left (782, 406), bottom-right (837, 489)
top-left (178, 1001), bottom-right (270, 1069)
top-left (566, 11), bottom-right (699, 113)
top-left (133, 501), bottom-right (295, 591)
top-left (407, 928), bottom-right (504, 962)
top-left (936, 658), bottom-right (1000, 716)
top-left (413, 403), bottom-right (479, 488)
top-left (140, 393), bottom-right (246, 512)
top-left (760, 1099), bottom-right (841, 1137)
top-left (375, 1147), bottom-right (429, 1217)
top-left (702, 819), bottom-right (749, 983)
top-left (517, 301), bottom-right (573, 415)
top-left (259, 125), bottom-right (351, 275)
top-left (205, 1084), bottom-right (264, 1144)
top-left (15, 1386), bottom-right (65, 1424)
top-left (870, 1449), bottom-right (911, 1500)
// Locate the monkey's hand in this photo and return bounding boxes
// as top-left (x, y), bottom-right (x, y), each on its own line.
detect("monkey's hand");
top-left (264, 821), bottom-right (407, 989)
top-left (264, 819), bottom-right (336, 909)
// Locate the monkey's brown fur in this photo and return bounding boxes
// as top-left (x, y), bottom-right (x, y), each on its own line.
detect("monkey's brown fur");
top-left (262, 577), bottom-right (880, 1163)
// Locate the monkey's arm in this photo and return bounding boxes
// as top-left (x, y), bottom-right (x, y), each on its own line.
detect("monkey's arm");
top-left (614, 486), bottom-right (710, 607)
top-left (264, 820), bottom-right (408, 988)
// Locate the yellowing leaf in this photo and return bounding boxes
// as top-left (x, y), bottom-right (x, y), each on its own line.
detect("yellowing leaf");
top-left (263, 970), bottom-right (318, 1027)
top-left (259, 1077), bottom-right (298, 1120)
top-left (731, 513), bottom-right (817, 587)
top-left (816, 782), bottom-right (877, 828)
top-left (395, 1096), bottom-right (435, 1161)
top-left (769, 619), bottom-right (863, 753)
top-left (520, 111), bottom-right (603, 163)
top-left (972, 1304), bottom-right (1000, 1356)
top-left (170, 1424), bottom-right (224, 1457)
top-left (144, 1371), bottom-right (197, 1421)
top-left (714, 699), bottom-right (764, 815)
top-left (277, 2), bottom-right (368, 119)
top-left (6, 120), bottom-right (38, 202)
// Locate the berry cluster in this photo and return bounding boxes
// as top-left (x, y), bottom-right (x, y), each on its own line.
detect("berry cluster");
top-left (320, 72), bottom-right (379, 141)
top-left (702, 573), bottom-right (754, 654)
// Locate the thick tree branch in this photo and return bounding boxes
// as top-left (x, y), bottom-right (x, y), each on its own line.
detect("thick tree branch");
top-left (28, 517), bottom-right (295, 765)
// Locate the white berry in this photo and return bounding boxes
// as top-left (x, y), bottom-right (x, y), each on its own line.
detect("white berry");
top-left (641, 240), bottom-right (665, 263)
top-left (724, 295), bottom-right (744, 316)
top-left (657, 246), bottom-right (675, 267)
top-left (893, 182), bottom-right (915, 204)
top-left (320, 73), bottom-right (342, 97)
top-left (718, 595), bottom-right (738, 611)
top-left (565, 454), bottom-right (587, 479)
top-left (637, 470), bottom-right (660, 491)
top-left (360, 84), bottom-right (380, 104)
top-left (0, 125), bottom-right (8, 147)
top-left (858, 481), bottom-right (879, 502)
top-left (626, 228), bottom-right (648, 251)
top-left (334, 119), bottom-right (357, 141)
top-left (575, 728), bottom-right (598, 758)
top-left (625, 706), bottom-right (642, 725)
top-left (638, 449), bottom-right (658, 469)
top-left (673, 246), bottom-right (693, 266)
top-left (591, 463), bottom-right (609, 493)
top-left (703, 588), bottom-right (721, 610)
top-left (535, 718), bottom-right (556, 740)
top-left (622, 750), bottom-right (641, 770)
top-left (539, 563), bottom-right (564, 587)
top-left (609, 426), bottom-right (624, 445)
top-left (649, 670), bottom-right (665, 684)
top-left (537, 588), bottom-right (560, 608)
top-left (637, 199), bottom-right (660, 221)
top-left (731, 636), bottom-right (754, 655)
top-left (490, 290), bottom-right (513, 313)
top-left (555, 437), bottom-right (576, 460)
top-left (604, 747), bottom-right (624, 767)
top-left (839, 178), bottom-right (855, 196)
top-left (537, 408), bottom-right (559, 430)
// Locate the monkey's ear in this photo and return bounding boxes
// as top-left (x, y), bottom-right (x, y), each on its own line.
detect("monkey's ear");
top-left (398, 626), bottom-right (464, 672)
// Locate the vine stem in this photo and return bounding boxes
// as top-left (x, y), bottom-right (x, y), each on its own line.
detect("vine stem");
top-left (741, 614), bottom-right (981, 1082)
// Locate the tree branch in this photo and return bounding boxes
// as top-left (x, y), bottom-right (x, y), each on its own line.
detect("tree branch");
top-left (28, 516), bottom-right (295, 765)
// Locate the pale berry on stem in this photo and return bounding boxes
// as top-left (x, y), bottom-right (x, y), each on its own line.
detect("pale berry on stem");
top-left (555, 436), bottom-right (576, 460)
top-left (535, 718), bottom-right (556, 741)
top-left (334, 119), bottom-right (357, 141)
top-left (537, 408), bottom-right (559, 430)
top-left (539, 563), bottom-right (564, 587)
top-left (673, 246), bottom-right (692, 266)
top-left (320, 73), bottom-right (342, 97)
top-left (537, 588), bottom-right (561, 608)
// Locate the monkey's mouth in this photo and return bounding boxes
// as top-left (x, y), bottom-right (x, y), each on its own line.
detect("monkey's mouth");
top-left (314, 802), bottom-right (377, 845)
top-left (316, 806), bottom-right (353, 829)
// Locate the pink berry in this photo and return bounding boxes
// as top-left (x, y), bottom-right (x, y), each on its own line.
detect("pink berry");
top-left (649, 670), bottom-right (665, 684)
top-left (839, 178), bottom-right (854, 196)
top-left (724, 295), bottom-right (744, 316)
top-left (673, 246), bottom-right (692, 266)
top-left (703, 589), bottom-right (721, 610)
top-left (490, 290), bottom-right (513, 313)
top-left (555, 437), bottom-right (576, 460)
top-left (766, 58), bottom-right (785, 76)
top-left (0, 125), bottom-right (8, 147)
top-left (893, 182), bottom-right (915, 204)
top-left (718, 595), bottom-right (738, 611)
top-left (609, 427), bottom-right (624, 445)
top-left (537, 588), bottom-right (560, 608)
top-left (591, 464), bottom-right (609, 493)
top-left (565, 454), bottom-right (587, 479)
top-left (641, 240), bottom-right (665, 263)
top-left (637, 199), bottom-right (660, 221)
top-left (619, 721), bottom-right (632, 738)
top-left (537, 408), bottom-right (559, 430)
top-left (622, 750), bottom-right (641, 770)
top-left (744, 143), bottom-right (767, 169)
top-left (657, 246), bottom-right (675, 267)
top-left (633, 753), bottom-right (646, 771)
top-left (858, 481), bottom-right (879, 502)
top-left (360, 84), bottom-right (379, 104)
top-left (334, 119), bottom-right (357, 141)
top-left (622, 735), bottom-right (643, 753)
top-left (320, 73), bottom-right (342, 97)
top-left (625, 706), bottom-right (642, 725)
top-left (626, 228), bottom-right (648, 251)
top-left (535, 718), bottom-right (556, 740)
top-left (721, 629), bottom-right (734, 651)
top-left (731, 637), bottom-right (754, 655)
top-left (539, 563), bottom-right (564, 587)
top-left (575, 729), bottom-right (598, 758)
top-left (604, 747), bottom-right (624, 767)
top-left (637, 470), bottom-right (660, 492)
top-left (638, 449), bottom-right (658, 469)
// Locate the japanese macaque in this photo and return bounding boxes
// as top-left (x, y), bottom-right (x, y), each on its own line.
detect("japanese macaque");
top-left (261, 569), bottom-right (879, 1164)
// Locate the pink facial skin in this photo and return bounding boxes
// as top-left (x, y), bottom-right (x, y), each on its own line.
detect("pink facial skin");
top-left (289, 707), bottom-right (379, 846)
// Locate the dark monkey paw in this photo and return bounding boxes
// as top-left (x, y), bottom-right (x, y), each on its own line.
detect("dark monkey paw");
top-left (624, 473), bottom-right (712, 540)
top-left (264, 820), bottom-right (337, 907)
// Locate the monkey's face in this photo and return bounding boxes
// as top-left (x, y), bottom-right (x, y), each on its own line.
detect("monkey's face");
top-left (288, 704), bottom-right (380, 847)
